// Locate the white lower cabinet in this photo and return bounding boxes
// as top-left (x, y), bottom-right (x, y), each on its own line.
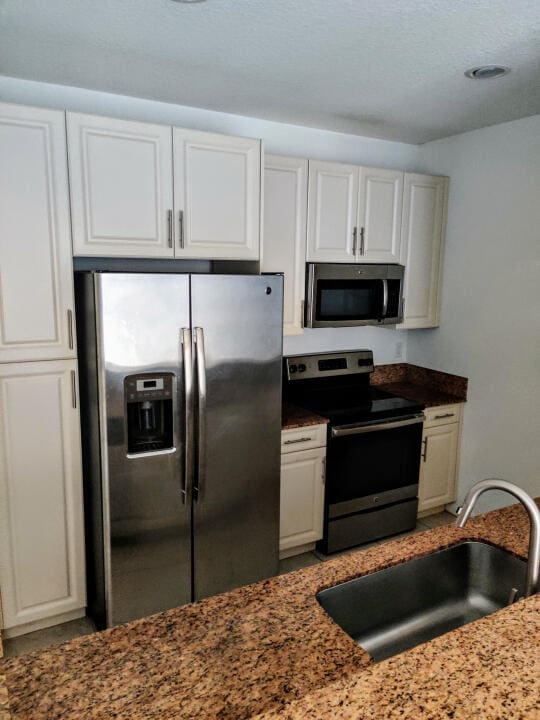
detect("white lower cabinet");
top-left (418, 404), bottom-right (462, 514)
top-left (280, 424), bottom-right (326, 555)
top-left (0, 360), bottom-right (86, 635)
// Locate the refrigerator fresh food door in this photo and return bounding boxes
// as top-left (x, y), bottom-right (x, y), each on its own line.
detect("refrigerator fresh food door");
top-left (97, 273), bottom-right (192, 625)
top-left (190, 274), bottom-right (283, 600)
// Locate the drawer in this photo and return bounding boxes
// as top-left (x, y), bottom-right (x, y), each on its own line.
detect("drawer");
top-left (424, 404), bottom-right (462, 428)
top-left (281, 423), bottom-right (327, 453)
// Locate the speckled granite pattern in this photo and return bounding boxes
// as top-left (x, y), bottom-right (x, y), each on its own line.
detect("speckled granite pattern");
top-left (372, 363), bottom-right (468, 406)
top-left (282, 402), bottom-right (328, 429)
top-left (378, 381), bottom-right (465, 408)
top-left (3, 502), bottom-right (537, 720)
top-left (0, 635), bottom-right (9, 720)
top-left (253, 595), bottom-right (540, 720)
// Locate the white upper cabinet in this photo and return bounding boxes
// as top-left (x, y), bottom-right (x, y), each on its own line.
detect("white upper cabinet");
top-left (398, 174), bottom-right (448, 329)
top-left (262, 155), bottom-right (308, 335)
top-left (307, 161), bottom-right (403, 263)
top-left (173, 128), bottom-right (261, 260)
top-left (67, 113), bottom-right (174, 257)
top-left (307, 160), bottom-right (358, 262)
top-left (0, 359), bottom-right (86, 631)
top-left (357, 167), bottom-right (403, 262)
top-left (0, 103), bottom-right (76, 363)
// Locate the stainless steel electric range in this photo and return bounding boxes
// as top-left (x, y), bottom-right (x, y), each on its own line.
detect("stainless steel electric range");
top-left (283, 350), bottom-right (425, 554)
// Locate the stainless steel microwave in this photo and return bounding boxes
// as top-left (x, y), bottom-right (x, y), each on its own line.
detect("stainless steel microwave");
top-left (305, 263), bottom-right (404, 328)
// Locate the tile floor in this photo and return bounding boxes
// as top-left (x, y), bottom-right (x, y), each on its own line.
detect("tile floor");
top-left (3, 512), bottom-right (455, 658)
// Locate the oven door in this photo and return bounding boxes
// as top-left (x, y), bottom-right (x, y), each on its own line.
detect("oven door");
top-left (305, 263), bottom-right (403, 328)
top-left (326, 414), bottom-right (423, 519)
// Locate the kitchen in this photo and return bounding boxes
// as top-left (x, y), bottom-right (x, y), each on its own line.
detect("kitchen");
top-left (0, 1), bottom-right (539, 718)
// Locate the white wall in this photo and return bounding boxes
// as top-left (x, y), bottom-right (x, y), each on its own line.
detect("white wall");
top-left (0, 75), bottom-right (415, 362)
top-left (283, 327), bottom-right (406, 365)
top-left (0, 76), bottom-right (419, 167)
top-left (410, 114), bottom-right (540, 512)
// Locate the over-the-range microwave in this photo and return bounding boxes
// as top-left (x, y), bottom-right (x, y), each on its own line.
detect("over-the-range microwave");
top-left (304, 263), bottom-right (404, 328)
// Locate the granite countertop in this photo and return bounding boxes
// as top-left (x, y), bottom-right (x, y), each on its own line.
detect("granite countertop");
top-left (372, 362), bottom-right (468, 408)
top-left (0, 638), bottom-right (9, 720)
top-left (377, 381), bottom-right (465, 408)
top-left (282, 402), bottom-right (328, 430)
top-left (2, 502), bottom-right (538, 720)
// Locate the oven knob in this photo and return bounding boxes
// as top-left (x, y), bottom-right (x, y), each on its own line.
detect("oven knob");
top-left (298, 363), bottom-right (307, 373)
top-left (289, 364), bottom-right (298, 374)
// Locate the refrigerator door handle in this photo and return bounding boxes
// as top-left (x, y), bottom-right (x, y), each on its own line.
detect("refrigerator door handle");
top-left (193, 326), bottom-right (207, 502)
top-left (181, 327), bottom-right (194, 504)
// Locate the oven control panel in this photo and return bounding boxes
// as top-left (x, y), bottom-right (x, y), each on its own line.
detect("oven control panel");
top-left (285, 350), bottom-right (374, 381)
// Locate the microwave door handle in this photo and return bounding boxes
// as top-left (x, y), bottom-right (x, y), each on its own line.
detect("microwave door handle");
top-left (382, 279), bottom-right (389, 318)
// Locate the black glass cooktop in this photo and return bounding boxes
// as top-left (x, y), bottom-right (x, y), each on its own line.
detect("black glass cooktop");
top-left (287, 385), bottom-right (424, 425)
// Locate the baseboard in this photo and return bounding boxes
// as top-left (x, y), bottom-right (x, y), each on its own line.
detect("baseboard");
top-left (279, 542), bottom-right (316, 559)
top-left (417, 505), bottom-right (447, 518)
top-left (2, 607), bottom-right (86, 639)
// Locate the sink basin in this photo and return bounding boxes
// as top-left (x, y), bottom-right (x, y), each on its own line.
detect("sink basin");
top-left (316, 541), bottom-right (527, 662)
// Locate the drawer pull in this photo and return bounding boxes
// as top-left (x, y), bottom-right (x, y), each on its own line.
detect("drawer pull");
top-left (284, 436), bottom-right (313, 445)
top-left (433, 412), bottom-right (455, 420)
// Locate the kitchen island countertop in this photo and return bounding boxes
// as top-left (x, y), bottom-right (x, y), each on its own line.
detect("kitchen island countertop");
top-left (2, 502), bottom-right (538, 720)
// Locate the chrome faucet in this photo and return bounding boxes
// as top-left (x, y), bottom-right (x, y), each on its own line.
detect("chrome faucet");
top-left (455, 478), bottom-right (540, 597)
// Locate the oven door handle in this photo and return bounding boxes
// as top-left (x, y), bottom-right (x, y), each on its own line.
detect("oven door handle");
top-left (331, 413), bottom-right (424, 438)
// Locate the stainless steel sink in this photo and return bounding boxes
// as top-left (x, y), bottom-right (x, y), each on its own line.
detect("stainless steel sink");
top-left (316, 541), bottom-right (527, 662)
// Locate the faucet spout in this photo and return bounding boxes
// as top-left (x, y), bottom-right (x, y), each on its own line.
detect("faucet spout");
top-left (455, 478), bottom-right (540, 597)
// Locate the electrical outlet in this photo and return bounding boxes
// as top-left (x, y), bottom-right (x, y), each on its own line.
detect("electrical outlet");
top-left (395, 341), bottom-right (403, 360)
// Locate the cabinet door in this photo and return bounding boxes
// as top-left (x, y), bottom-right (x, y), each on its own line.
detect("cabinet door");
top-left (357, 167), bottom-right (403, 263)
top-left (398, 174), bottom-right (448, 328)
top-left (280, 448), bottom-right (325, 551)
top-left (0, 360), bottom-right (86, 630)
top-left (418, 422), bottom-right (459, 512)
top-left (67, 113), bottom-right (174, 257)
top-left (307, 161), bottom-right (358, 262)
top-left (262, 155), bottom-right (308, 335)
top-left (173, 128), bottom-right (261, 259)
top-left (0, 104), bottom-right (76, 362)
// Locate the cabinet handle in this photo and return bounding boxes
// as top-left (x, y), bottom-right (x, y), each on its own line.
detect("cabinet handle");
top-left (421, 437), bottom-right (428, 462)
top-left (178, 210), bottom-right (184, 249)
top-left (322, 457), bottom-right (326, 484)
top-left (352, 226), bottom-right (358, 255)
top-left (433, 412), bottom-right (455, 420)
top-left (284, 436), bottom-right (313, 445)
top-left (70, 370), bottom-right (77, 409)
top-left (300, 300), bottom-right (305, 329)
top-left (167, 209), bottom-right (173, 248)
top-left (67, 309), bottom-right (74, 350)
top-left (360, 226), bottom-right (365, 255)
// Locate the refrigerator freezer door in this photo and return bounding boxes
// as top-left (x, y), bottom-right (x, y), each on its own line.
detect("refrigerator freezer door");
top-left (97, 273), bottom-right (192, 625)
top-left (190, 274), bottom-right (283, 600)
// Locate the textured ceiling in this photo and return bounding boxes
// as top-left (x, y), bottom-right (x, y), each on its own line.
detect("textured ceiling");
top-left (0, 0), bottom-right (539, 143)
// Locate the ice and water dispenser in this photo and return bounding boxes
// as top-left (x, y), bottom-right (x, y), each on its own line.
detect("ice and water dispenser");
top-left (124, 373), bottom-right (174, 454)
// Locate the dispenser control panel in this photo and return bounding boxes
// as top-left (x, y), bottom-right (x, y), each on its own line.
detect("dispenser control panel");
top-left (124, 373), bottom-right (175, 455)
top-left (125, 374), bottom-right (173, 402)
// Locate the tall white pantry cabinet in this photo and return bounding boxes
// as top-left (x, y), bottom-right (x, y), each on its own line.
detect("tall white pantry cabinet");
top-left (0, 103), bottom-right (86, 636)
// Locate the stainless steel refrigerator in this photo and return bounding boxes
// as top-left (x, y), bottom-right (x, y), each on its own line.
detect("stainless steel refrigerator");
top-left (76, 272), bottom-right (283, 629)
